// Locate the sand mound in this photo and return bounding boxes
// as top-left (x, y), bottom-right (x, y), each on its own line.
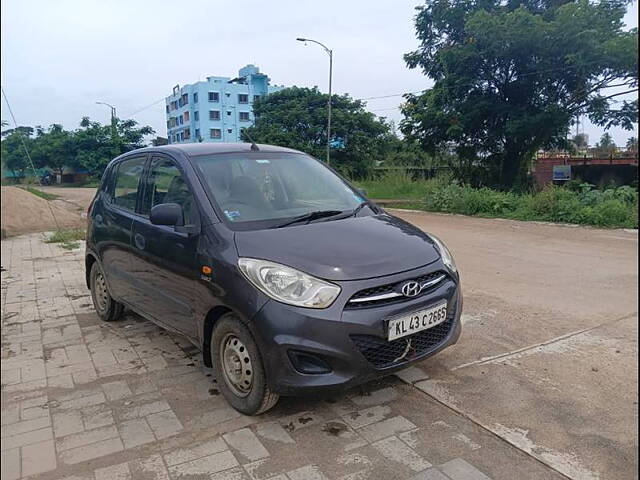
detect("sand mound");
top-left (1, 186), bottom-right (85, 236)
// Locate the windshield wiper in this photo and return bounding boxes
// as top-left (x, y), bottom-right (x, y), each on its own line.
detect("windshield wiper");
top-left (273, 210), bottom-right (343, 228)
top-left (329, 201), bottom-right (371, 221)
top-left (350, 201), bottom-right (369, 217)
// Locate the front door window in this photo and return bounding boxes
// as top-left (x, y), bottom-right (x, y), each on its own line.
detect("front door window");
top-left (142, 157), bottom-right (196, 226)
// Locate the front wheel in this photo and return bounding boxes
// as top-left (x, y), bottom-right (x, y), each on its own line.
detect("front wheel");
top-left (211, 314), bottom-right (279, 415)
top-left (89, 262), bottom-right (124, 322)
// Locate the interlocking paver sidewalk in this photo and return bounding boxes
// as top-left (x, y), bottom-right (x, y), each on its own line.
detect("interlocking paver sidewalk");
top-left (1, 233), bottom-right (561, 480)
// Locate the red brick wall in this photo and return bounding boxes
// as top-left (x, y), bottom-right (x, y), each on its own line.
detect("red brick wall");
top-left (533, 156), bottom-right (638, 186)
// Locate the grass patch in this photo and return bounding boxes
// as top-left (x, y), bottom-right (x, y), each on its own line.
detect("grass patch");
top-left (356, 171), bottom-right (638, 229)
top-left (54, 180), bottom-right (101, 188)
top-left (21, 186), bottom-right (59, 200)
top-left (45, 229), bottom-right (86, 244)
top-left (357, 169), bottom-right (433, 200)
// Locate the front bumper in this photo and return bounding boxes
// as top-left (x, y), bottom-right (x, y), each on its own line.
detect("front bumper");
top-left (250, 267), bottom-right (463, 395)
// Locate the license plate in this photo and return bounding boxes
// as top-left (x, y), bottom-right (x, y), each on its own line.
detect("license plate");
top-left (387, 302), bottom-right (448, 341)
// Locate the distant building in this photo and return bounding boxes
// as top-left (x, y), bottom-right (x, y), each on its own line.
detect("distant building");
top-left (165, 65), bottom-right (284, 144)
top-left (533, 150), bottom-right (638, 187)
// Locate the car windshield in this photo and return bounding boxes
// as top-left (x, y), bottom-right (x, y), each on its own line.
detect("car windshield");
top-left (191, 152), bottom-right (365, 229)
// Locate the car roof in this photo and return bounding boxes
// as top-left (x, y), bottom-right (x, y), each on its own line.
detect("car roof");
top-left (134, 142), bottom-right (303, 158)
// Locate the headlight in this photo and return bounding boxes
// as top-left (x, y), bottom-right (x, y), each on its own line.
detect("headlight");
top-left (238, 258), bottom-right (341, 309)
top-left (429, 235), bottom-right (457, 274)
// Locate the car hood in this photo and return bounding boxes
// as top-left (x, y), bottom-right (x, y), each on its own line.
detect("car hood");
top-left (233, 214), bottom-right (441, 281)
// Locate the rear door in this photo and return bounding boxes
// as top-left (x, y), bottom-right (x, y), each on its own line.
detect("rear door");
top-left (129, 154), bottom-right (201, 337)
top-left (97, 155), bottom-right (147, 304)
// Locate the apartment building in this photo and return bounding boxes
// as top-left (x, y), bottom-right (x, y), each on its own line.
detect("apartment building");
top-left (165, 64), bottom-right (284, 144)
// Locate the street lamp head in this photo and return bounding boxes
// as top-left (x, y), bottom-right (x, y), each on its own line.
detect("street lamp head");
top-left (296, 37), bottom-right (306, 42)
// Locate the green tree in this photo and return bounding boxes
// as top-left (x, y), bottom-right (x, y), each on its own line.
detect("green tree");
top-left (72, 117), bottom-right (114, 175)
top-left (114, 118), bottom-right (155, 153)
top-left (31, 124), bottom-right (78, 179)
top-left (241, 87), bottom-right (396, 177)
top-left (73, 117), bottom-right (154, 175)
top-left (572, 134), bottom-right (589, 150)
top-left (1, 127), bottom-right (35, 180)
top-left (626, 136), bottom-right (638, 152)
top-left (401, 0), bottom-right (638, 189)
top-left (595, 132), bottom-right (617, 155)
top-left (1, 117), bottom-right (154, 182)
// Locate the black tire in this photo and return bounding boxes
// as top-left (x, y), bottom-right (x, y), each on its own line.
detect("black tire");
top-left (89, 262), bottom-right (124, 322)
top-left (211, 313), bottom-right (279, 415)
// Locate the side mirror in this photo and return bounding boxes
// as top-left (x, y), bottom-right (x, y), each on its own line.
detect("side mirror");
top-left (357, 188), bottom-right (368, 198)
top-left (150, 203), bottom-right (184, 226)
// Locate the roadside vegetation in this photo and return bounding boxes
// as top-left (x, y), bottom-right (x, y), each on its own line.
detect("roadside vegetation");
top-left (44, 228), bottom-right (85, 250)
top-left (1, 118), bottom-right (155, 182)
top-left (358, 170), bottom-right (638, 229)
top-left (20, 185), bottom-right (59, 200)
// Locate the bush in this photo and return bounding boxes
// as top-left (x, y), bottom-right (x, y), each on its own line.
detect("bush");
top-left (591, 200), bottom-right (636, 228)
top-left (357, 173), bottom-right (637, 228)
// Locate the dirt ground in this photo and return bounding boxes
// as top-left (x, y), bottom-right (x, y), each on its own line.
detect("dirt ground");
top-left (2, 187), bottom-right (638, 479)
top-left (391, 209), bottom-right (638, 480)
top-left (0, 187), bottom-right (87, 236)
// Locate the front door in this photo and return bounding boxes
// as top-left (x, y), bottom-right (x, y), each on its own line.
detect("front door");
top-left (130, 155), bottom-right (201, 338)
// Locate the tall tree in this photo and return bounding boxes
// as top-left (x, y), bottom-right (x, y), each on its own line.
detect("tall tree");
top-left (241, 87), bottom-right (396, 177)
top-left (74, 117), bottom-right (154, 175)
top-left (1, 127), bottom-right (35, 180)
top-left (626, 136), bottom-right (638, 152)
top-left (572, 134), bottom-right (589, 150)
top-left (1, 117), bottom-right (154, 181)
top-left (401, 0), bottom-right (638, 189)
top-left (31, 124), bottom-right (78, 179)
top-left (595, 132), bottom-right (617, 155)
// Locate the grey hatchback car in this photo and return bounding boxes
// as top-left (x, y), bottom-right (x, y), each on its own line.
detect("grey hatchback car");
top-left (86, 143), bottom-right (462, 414)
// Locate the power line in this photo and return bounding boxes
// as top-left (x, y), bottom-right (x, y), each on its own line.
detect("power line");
top-left (369, 107), bottom-right (403, 113)
top-left (361, 91), bottom-right (425, 101)
top-left (361, 60), bottom-right (638, 102)
top-left (128, 61), bottom-right (636, 120)
top-left (122, 98), bottom-right (166, 118)
top-left (1, 86), bottom-right (62, 232)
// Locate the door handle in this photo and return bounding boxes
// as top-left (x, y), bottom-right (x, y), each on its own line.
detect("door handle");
top-left (95, 214), bottom-right (103, 225)
top-left (134, 233), bottom-right (146, 250)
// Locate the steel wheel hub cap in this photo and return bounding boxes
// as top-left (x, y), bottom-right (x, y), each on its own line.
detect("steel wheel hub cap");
top-left (221, 334), bottom-right (253, 397)
top-left (95, 272), bottom-right (109, 312)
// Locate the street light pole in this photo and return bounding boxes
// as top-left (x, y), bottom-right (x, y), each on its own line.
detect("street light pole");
top-left (297, 37), bottom-right (333, 166)
top-left (96, 101), bottom-right (117, 142)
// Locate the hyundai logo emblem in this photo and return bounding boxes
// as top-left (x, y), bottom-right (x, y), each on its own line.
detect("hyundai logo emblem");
top-left (401, 281), bottom-right (421, 297)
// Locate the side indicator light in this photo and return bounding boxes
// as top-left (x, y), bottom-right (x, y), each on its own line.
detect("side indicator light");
top-left (202, 266), bottom-right (213, 275)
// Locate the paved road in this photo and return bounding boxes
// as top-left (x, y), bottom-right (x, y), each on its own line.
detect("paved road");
top-left (1, 188), bottom-right (637, 479)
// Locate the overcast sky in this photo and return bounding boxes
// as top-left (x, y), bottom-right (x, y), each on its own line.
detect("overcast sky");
top-left (1, 0), bottom-right (637, 146)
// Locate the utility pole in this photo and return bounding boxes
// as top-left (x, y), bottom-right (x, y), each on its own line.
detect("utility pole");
top-left (96, 101), bottom-right (117, 151)
top-left (296, 37), bottom-right (333, 166)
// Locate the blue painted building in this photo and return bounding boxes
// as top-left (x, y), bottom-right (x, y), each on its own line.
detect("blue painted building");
top-left (165, 65), bottom-right (284, 144)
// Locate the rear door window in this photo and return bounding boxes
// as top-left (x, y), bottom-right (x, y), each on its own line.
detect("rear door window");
top-left (113, 156), bottom-right (146, 212)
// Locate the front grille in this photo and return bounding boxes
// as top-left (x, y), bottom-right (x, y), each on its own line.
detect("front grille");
top-left (350, 307), bottom-right (456, 369)
top-left (346, 270), bottom-right (447, 309)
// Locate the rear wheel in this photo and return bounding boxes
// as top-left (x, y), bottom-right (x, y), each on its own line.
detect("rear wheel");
top-left (211, 313), bottom-right (279, 415)
top-left (90, 262), bottom-right (124, 322)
